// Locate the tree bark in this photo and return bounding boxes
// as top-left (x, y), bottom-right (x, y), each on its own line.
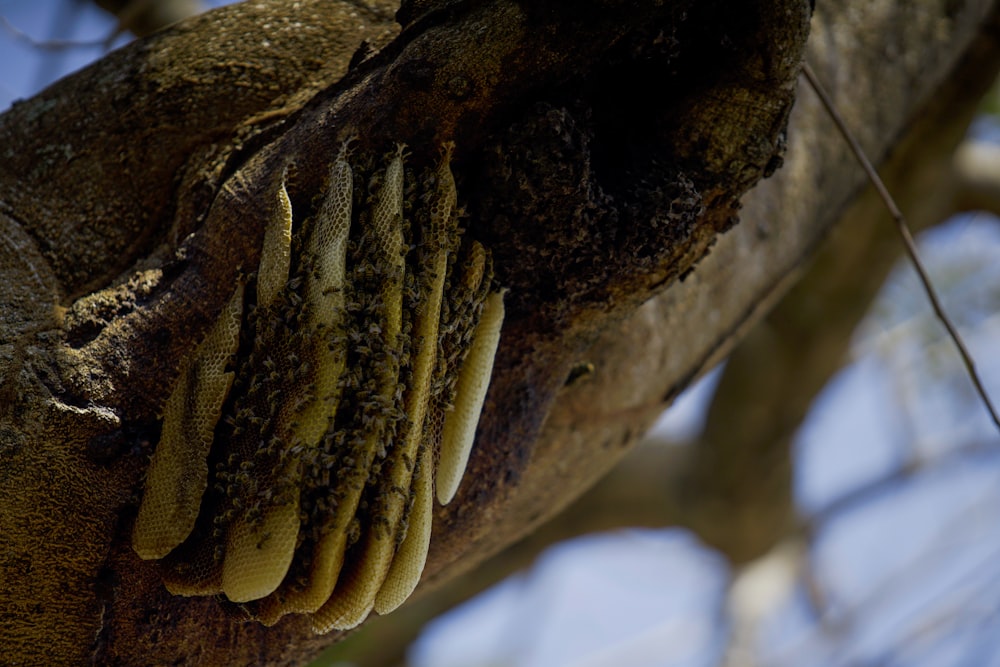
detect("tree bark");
top-left (679, 24), bottom-right (1000, 565)
top-left (463, 0), bottom-right (1000, 583)
top-left (0, 0), bottom-right (995, 665)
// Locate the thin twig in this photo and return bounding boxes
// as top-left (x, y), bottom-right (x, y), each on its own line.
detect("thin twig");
top-left (801, 61), bottom-right (1000, 433)
top-left (0, 16), bottom-right (108, 52)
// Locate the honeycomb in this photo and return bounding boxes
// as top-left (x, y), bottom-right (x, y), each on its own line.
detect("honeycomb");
top-left (133, 142), bottom-right (503, 632)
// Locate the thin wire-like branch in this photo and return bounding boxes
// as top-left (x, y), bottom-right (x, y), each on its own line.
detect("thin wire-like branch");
top-left (0, 16), bottom-right (108, 52)
top-left (802, 62), bottom-right (1000, 433)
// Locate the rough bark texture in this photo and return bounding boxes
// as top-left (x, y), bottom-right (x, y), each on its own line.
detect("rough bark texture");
top-left (0, 0), bottom-right (994, 665)
top-left (449, 0), bottom-right (1000, 588)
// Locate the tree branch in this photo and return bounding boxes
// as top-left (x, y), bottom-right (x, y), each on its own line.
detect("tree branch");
top-left (6, 0), bottom-right (996, 665)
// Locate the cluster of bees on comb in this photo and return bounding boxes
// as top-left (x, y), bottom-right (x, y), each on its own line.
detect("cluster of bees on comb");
top-left (131, 142), bottom-right (505, 633)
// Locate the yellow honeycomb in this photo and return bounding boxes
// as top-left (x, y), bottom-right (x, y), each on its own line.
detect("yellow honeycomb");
top-left (133, 142), bottom-right (503, 632)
